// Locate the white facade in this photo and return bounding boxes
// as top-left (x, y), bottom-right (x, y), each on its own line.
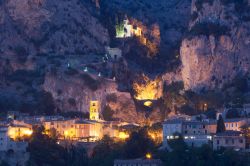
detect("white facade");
top-left (124, 19), bottom-right (133, 37)
top-left (163, 121), bottom-right (182, 145)
top-left (163, 119), bottom-right (216, 147)
top-left (105, 47), bottom-right (122, 60)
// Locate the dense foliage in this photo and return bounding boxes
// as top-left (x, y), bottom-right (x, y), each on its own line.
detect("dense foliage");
top-left (27, 126), bottom-right (250, 166)
top-left (216, 115), bottom-right (226, 133)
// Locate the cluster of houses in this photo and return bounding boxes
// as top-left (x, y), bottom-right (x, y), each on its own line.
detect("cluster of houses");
top-left (162, 112), bottom-right (250, 151)
top-left (0, 100), bottom-right (132, 165)
top-left (1, 100), bottom-right (250, 165)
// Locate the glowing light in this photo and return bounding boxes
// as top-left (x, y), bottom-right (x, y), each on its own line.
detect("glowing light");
top-left (8, 127), bottom-right (33, 140)
top-left (144, 101), bottom-right (153, 107)
top-left (23, 129), bottom-right (33, 136)
top-left (64, 131), bottom-right (69, 136)
top-left (133, 74), bottom-right (162, 101)
top-left (118, 132), bottom-right (129, 140)
top-left (146, 153), bottom-right (152, 159)
top-left (116, 23), bottom-right (125, 38)
top-left (133, 27), bottom-right (142, 37)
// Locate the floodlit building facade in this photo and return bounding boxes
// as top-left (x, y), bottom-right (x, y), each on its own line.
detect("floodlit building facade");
top-left (89, 100), bottom-right (100, 121)
top-left (224, 118), bottom-right (248, 131)
top-left (0, 126), bottom-right (28, 152)
top-left (43, 119), bottom-right (76, 139)
top-left (74, 120), bottom-right (103, 142)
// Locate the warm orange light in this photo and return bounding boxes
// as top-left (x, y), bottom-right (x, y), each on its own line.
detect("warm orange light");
top-left (133, 75), bottom-right (162, 101)
top-left (118, 132), bottom-right (129, 140)
top-left (23, 129), bottom-right (33, 136)
top-left (146, 153), bottom-right (152, 159)
top-left (144, 101), bottom-right (153, 107)
top-left (64, 131), bottom-right (69, 136)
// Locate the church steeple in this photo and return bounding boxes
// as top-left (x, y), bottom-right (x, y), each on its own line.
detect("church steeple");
top-left (89, 100), bottom-right (100, 121)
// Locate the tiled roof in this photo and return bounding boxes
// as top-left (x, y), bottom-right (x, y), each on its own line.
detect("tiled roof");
top-left (215, 130), bottom-right (243, 136)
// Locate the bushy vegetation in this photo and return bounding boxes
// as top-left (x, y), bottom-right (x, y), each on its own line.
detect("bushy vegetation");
top-left (35, 91), bottom-right (56, 115)
top-left (13, 46), bottom-right (28, 63)
top-left (60, 111), bottom-right (89, 119)
top-left (80, 74), bottom-right (100, 91)
top-left (226, 108), bottom-right (241, 119)
top-left (195, 0), bottom-right (214, 11)
top-left (163, 81), bottom-right (225, 116)
top-left (68, 98), bottom-right (76, 106)
top-left (223, 75), bottom-right (248, 108)
top-left (102, 105), bottom-right (114, 121)
top-left (220, 0), bottom-right (250, 20)
top-left (7, 69), bottom-right (43, 86)
top-left (27, 126), bottom-right (250, 166)
top-left (157, 140), bottom-right (250, 166)
top-left (64, 67), bottom-right (79, 76)
top-left (28, 126), bottom-right (88, 166)
top-left (106, 93), bottom-right (117, 103)
top-left (190, 22), bottom-right (230, 37)
top-left (90, 128), bottom-right (156, 166)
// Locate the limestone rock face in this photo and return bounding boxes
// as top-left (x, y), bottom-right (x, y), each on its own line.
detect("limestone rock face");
top-left (180, 0), bottom-right (250, 91)
top-left (107, 92), bottom-right (145, 124)
top-left (43, 72), bottom-right (118, 113)
top-left (0, 0), bottom-right (109, 62)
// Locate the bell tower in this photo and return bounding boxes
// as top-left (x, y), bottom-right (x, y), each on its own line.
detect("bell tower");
top-left (89, 101), bottom-right (100, 121)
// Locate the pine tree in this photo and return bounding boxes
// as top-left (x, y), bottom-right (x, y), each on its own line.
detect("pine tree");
top-left (216, 115), bottom-right (226, 133)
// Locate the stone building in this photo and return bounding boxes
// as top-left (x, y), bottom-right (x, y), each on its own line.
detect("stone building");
top-left (224, 118), bottom-right (248, 131)
top-left (213, 131), bottom-right (246, 151)
top-left (89, 100), bottom-right (100, 121)
top-left (0, 126), bottom-right (29, 166)
top-left (163, 118), bottom-right (216, 147)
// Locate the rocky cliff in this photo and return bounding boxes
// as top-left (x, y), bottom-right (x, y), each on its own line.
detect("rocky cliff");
top-left (0, 0), bottom-right (109, 62)
top-left (180, 0), bottom-right (250, 91)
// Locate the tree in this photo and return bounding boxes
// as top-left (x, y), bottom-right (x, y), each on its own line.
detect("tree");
top-left (90, 136), bottom-right (123, 166)
top-left (226, 109), bottom-right (240, 119)
top-left (36, 91), bottom-right (55, 115)
top-left (216, 115), bottom-right (226, 133)
top-left (102, 105), bottom-right (114, 121)
top-left (123, 128), bottom-right (155, 159)
top-left (28, 126), bottom-right (67, 166)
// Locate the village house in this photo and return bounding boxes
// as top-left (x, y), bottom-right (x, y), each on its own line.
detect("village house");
top-left (163, 118), bottom-right (217, 147)
top-left (105, 46), bottom-right (122, 60)
top-left (224, 118), bottom-right (248, 131)
top-left (0, 126), bottom-right (29, 166)
top-left (74, 120), bottom-right (103, 142)
top-left (43, 119), bottom-right (76, 139)
top-left (116, 19), bottom-right (143, 38)
top-left (213, 130), bottom-right (246, 151)
top-left (42, 100), bottom-right (122, 142)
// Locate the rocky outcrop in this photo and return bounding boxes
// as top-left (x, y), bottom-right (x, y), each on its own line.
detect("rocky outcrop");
top-left (180, 0), bottom-right (250, 91)
top-left (100, 0), bottom-right (191, 74)
top-left (0, 0), bottom-right (109, 63)
top-left (43, 72), bottom-right (118, 113)
top-left (107, 92), bottom-right (146, 124)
